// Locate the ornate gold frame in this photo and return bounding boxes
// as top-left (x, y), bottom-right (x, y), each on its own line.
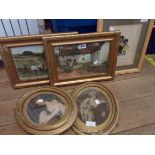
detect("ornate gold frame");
top-left (43, 32), bottom-right (120, 87)
top-left (0, 32), bottom-right (78, 88)
top-left (72, 82), bottom-right (119, 135)
top-left (97, 19), bottom-right (154, 75)
top-left (16, 87), bottom-right (77, 135)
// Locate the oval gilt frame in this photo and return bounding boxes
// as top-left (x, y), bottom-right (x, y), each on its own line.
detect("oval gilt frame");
top-left (72, 82), bottom-right (119, 135)
top-left (16, 87), bottom-right (77, 135)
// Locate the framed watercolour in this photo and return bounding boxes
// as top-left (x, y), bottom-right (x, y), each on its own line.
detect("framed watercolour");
top-left (16, 87), bottom-right (77, 134)
top-left (0, 32), bottom-right (78, 88)
top-left (43, 32), bottom-right (120, 86)
top-left (97, 19), bottom-right (154, 74)
top-left (72, 82), bottom-right (119, 135)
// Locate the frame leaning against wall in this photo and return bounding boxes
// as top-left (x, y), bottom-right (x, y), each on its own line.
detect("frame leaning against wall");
top-left (97, 19), bottom-right (154, 75)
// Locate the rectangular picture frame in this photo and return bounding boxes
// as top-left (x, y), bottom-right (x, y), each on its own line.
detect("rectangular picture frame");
top-left (0, 32), bottom-right (78, 88)
top-left (43, 32), bottom-right (120, 86)
top-left (97, 19), bottom-right (154, 75)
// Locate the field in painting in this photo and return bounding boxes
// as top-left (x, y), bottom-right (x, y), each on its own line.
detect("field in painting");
top-left (13, 53), bottom-right (48, 80)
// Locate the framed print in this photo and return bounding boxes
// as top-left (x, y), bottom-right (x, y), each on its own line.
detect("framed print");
top-left (97, 19), bottom-right (154, 74)
top-left (43, 32), bottom-right (120, 86)
top-left (0, 32), bottom-right (78, 88)
top-left (72, 82), bottom-right (119, 135)
top-left (16, 87), bottom-right (77, 134)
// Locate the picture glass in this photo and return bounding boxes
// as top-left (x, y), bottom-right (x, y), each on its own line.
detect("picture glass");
top-left (54, 41), bottom-right (110, 80)
top-left (102, 19), bottom-right (149, 70)
top-left (10, 45), bottom-right (48, 80)
top-left (26, 93), bottom-right (65, 125)
top-left (112, 24), bottom-right (142, 66)
top-left (76, 87), bottom-right (110, 126)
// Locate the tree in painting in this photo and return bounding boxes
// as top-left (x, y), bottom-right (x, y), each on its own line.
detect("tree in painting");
top-left (11, 45), bottom-right (48, 80)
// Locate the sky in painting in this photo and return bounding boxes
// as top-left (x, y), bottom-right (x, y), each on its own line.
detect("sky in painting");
top-left (11, 45), bottom-right (44, 55)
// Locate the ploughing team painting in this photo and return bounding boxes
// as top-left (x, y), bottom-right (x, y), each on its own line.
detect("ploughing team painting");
top-left (10, 45), bottom-right (48, 81)
top-left (54, 41), bottom-right (110, 80)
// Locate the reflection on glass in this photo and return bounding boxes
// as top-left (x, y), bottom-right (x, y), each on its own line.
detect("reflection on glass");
top-left (76, 89), bottom-right (110, 125)
top-left (27, 93), bottom-right (65, 125)
top-left (54, 42), bottom-right (110, 80)
top-left (11, 45), bottom-right (48, 80)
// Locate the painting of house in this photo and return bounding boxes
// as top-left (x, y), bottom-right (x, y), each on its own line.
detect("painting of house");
top-left (54, 41), bottom-right (110, 80)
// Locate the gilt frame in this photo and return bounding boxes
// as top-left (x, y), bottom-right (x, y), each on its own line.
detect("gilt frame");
top-left (0, 32), bottom-right (78, 88)
top-left (72, 82), bottom-right (119, 135)
top-left (43, 32), bottom-right (120, 87)
top-left (16, 87), bottom-right (77, 135)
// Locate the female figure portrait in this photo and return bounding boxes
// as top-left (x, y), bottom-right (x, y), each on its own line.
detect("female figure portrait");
top-left (77, 89), bottom-right (110, 125)
top-left (79, 91), bottom-right (98, 122)
top-left (27, 94), bottom-right (65, 125)
top-left (118, 36), bottom-right (125, 55)
top-left (122, 39), bottom-right (129, 55)
top-left (118, 36), bottom-right (129, 55)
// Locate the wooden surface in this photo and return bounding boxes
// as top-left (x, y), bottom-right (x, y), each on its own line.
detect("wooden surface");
top-left (0, 60), bottom-right (155, 135)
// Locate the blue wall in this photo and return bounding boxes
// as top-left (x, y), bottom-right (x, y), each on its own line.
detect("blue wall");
top-left (51, 19), bottom-right (97, 33)
top-left (147, 27), bottom-right (155, 54)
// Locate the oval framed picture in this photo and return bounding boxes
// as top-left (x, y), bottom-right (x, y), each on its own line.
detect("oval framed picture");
top-left (16, 87), bottom-right (77, 134)
top-left (72, 82), bottom-right (119, 135)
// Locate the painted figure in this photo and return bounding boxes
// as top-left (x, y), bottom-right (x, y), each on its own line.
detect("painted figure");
top-left (78, 90), bottom-right (109, 125)
top-left (79, 91), bottom-right (98, 121)
top-left (122, 39), bottom-right (129, 55)
top-left (35, 99), bottom-right (65, 124)
top-left (118, 36), bottom-right (125, 55)
top-left (118, 36), bottom-right (129, 55)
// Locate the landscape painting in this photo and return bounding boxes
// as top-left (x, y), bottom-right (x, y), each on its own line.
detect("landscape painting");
top-left (76, 88), bottom-right (110, 126)
top-left (54, 41), bottom-right (110, 80)
top-left (10, 45), bottom-right (48, 80)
